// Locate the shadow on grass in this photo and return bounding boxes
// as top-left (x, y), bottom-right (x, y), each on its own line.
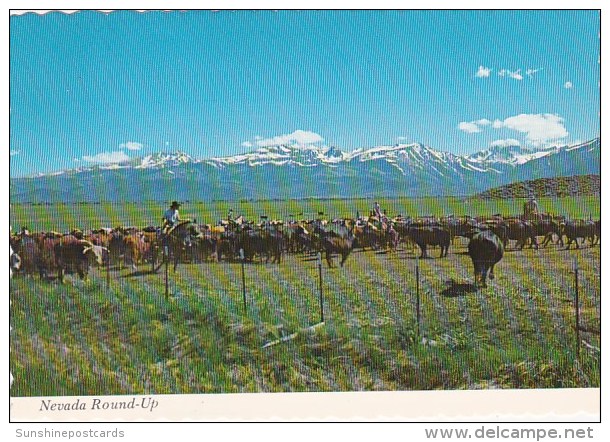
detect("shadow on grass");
top-left (579, 324), bottom-right (600, 335)
top-left (382, 254), bottom-right (409, 261)
top-left (403, 255), bottom-right (434, 260)
top-left (121, 269), bottom-right (158, 278)
top-left (441, 279), bottom-right (478, 297)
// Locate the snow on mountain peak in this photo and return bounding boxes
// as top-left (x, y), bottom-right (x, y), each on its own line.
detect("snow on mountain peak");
top-left (27, 137), bottom-right (599, 178)
top-left (467, 143), bottom-right (554, 165)
top-left (132, 151), bottom-right (197, 169)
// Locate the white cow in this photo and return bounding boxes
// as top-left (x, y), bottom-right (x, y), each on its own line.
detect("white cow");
top-left (9, 246), bottom-right (21, 278)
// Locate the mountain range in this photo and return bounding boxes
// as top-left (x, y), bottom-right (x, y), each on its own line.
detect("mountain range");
top-left (9, 138), bottom-right (600, 202)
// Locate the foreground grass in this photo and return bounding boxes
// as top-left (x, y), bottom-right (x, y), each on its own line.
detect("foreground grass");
top-left (10, 241), bottom-right (600, 396)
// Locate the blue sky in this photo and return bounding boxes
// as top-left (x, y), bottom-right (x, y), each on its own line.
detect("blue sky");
top-left (9, 10), bottom-right (600, 177)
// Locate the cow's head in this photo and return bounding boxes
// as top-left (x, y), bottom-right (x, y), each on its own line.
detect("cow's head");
top-left (10, 246), bottom-right (21, 277)
top-left (82, 243), bottom-right (107, 265)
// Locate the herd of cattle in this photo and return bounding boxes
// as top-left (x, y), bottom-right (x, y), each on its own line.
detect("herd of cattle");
top-left (9, 213), bottom-right (601, 287)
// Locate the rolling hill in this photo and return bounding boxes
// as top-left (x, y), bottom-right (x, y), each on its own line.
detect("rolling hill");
top-left (475, 174), bottom-right (601, 199)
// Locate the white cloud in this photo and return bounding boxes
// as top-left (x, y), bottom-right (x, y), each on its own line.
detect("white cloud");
top-left (511, 71), bottom-right (524, 80)
top-left (241, 141), bottom-right (253, 148)
top-left (525, 68), bottom-right (543, 78)
top-left (498, 69), bottom-right (523, 80)
top-left (458, 121), bottom-right (482, 134)
top-left (10, 149), bottom-right (20, 156)
top-left (255, 130), bottom-right (324, 147)
top-left (462, 113), bottom-right (569, 145)
top-left (564, 81), bottom-right (573, 89)
top-left (82, 151), bottom-right (130, 164)
top-left (475, 66), bottom-right (492, 78)
top-left (119, 141), bottom-right (143, 151)
top-left (492, 119), bottom-right (504, 129)
top-left (501, 113), bottom-right (569, 143)
top-left (489, 138), bottom-right (521, 148)
top-left (458, 119), bottom-right (491, 134)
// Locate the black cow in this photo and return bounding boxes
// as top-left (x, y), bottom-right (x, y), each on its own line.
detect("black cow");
top-left (483, 221), bottom-right (507, 247)
top-left (504, 219), bottom-right (538, 250)
top-left (286, 224), bottom-right (314, 253)
top-left (238, 229), bottom-right (284, 264)
top-left (532, 219), bottom-right (563, 247)
top-left (216, 231), bottom-right (239, 262)
top-left (442, 216), bottom-right (479, 242)
top-left (407, 226), bottom-right (450, 258)
top-left (191, 234), bottom-right (217, 262)
top-left (562, 220), bottom-right (596, 249)
top-left (593, 220), bottom-right (601, 245)
top-left (467, 229), bottom-right (504, 288)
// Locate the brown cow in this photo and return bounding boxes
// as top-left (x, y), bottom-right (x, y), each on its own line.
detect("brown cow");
top-left (123, 233), bottom-right (151, 271)
top-left (406, 226), bottom-right (450, 258)
top-left (319, 226), bottom-right (355, 268)
top-left (15, 232), bottom-right (62, 279)
top-left (36, 233), bottom-right (63, 279)
top-left (54, 235), bottom-right (106, 282)
top-left (353, 224), bottom-right (384, 250)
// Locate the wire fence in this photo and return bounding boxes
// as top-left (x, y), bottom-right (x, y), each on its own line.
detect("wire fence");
top-left (97, 239), bottom-right (600, 360)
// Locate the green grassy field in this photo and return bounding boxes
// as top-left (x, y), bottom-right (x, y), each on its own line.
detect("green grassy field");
top-left (9, 197), bottom-right (601, 396)
top-left (10, 196), bottom-right (600, 232)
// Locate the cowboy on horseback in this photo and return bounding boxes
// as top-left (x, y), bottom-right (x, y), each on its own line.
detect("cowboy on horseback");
top-left (162, 201), bottom-right (182, 235)
top-left (373, 201), bottom-right (382, 219)
top-left (523, 195), bottom-right (541, 221)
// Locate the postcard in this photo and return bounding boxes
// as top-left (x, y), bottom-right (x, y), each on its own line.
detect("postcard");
top-left (8, 8), bottom-right (601, 423)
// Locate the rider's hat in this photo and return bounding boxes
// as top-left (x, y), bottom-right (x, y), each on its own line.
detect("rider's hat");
top-left (170, 201), bottom-right (181, 209)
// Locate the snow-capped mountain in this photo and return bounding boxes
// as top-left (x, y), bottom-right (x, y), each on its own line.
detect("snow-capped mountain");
top-left (132, 151), bottom-right (198, 168)
top-left (10, 138), bottom-right (600, 202)
top-left (203, 142), bottom-right (462, 170)
top-left (466, 143), bottom-right (559, 165)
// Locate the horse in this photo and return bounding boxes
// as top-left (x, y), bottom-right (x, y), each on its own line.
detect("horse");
top-left (152, 221), bottom-right (194, 272)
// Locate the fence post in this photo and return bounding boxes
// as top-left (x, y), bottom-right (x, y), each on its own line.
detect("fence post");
top-left (240, 248), bottom-right (247, 313)
top-left (318, 252), bottom-right (324, 323)
top-left (106, 253), bottom-right (110, 288)
top-left (416, 254), bottom-right (421, 337)
top-left (574, 258), bottom-right (580, 358)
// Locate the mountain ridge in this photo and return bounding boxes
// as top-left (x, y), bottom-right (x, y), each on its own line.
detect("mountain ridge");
top-left (10, 138), bottom-right (600, 202)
